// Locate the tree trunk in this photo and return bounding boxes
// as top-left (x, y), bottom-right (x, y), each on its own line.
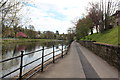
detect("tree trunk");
top-left (90, 28), bottom-right (93, 35)
top-left (96, 25), bottom-right (99, 33)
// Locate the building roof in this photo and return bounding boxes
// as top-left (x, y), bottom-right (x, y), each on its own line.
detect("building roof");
top-left (112, 10), bottom-right (120, 16)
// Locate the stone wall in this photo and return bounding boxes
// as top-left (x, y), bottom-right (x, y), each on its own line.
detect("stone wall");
top-left (79, 40), bottom-right (120, 70)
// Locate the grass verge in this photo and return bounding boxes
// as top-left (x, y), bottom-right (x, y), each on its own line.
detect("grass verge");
top-left (2, 39), bottom-right (56, 44)
top-left (81, 26), bottom-right (119, 45)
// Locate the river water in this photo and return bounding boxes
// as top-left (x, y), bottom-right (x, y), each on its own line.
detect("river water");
top-left (1, 41), bottom-right (66, 78)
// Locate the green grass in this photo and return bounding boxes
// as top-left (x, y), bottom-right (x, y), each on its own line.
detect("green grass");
top-left (2, 39), bottom-right (56, 44)
top-left (81, 26), bottom-right (119, 45)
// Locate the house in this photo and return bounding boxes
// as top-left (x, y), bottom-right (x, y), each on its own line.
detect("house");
top-left (112, 10), bottom-right (120, 26)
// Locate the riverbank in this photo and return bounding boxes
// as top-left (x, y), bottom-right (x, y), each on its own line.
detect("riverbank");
top-left (2, 39), bottom-right (58, 44)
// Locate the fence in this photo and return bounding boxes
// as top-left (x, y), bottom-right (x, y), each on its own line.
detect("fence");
top-left (0, 43), bottom-right (70, 80)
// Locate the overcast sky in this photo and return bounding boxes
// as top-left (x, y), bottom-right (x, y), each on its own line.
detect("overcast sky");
top-left (20, 0), bottom-right (116, 34)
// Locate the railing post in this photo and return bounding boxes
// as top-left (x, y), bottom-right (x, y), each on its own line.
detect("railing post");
top-left (66, 43), bottom-right (70, 54)
top-left (19, 51), bottom-right (24, 80)
top-left (65, 45), bottom-right (67, 54)
top-left (61, 43), bottom-right (63, 58)
top-left (53, 45), bottom-right (55, 63)
top-left (41, 46), bottom-right (44, 72)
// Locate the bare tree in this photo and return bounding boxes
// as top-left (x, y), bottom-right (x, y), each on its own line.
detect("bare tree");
top-left (87, 2), bottom-right (101, 33)
top-left (0, 0), bottom-right (23, 37)
top-left (104, 0), bottom-right (118, 30)
top-left (87, 0), bottom-right (118, 33)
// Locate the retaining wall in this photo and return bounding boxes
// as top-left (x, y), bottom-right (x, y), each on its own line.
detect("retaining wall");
top-left (79, 40), bottom-right (120, 70)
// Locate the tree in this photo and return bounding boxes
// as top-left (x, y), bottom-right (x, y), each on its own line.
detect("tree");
top-left (56, 30), bottom-right (59, 35)
top-left (24, 25), bottom-right (37, 39)
top-left (75, 16), bottom-right (93, 40)
top-left (67, 27), bottom-right (75, 42)
top-left (16, 32), bottom-right (27, 38)
top-left (87, 0), bottom-right (118, 33)
top-left (38, 31), bottom-right (41, 35)
top-left (55, 30), bottom-right (59, 39)
top-left (40, 31), bottom-right (55, 39)
top-left (87, 2), bottom-right (101, 33)
top-left (1, 0), bottom-right (23, 37)
top-left (103, 0), bottom-right (118, 30)
top-left (1, 0), bottom-right (22, 27)
top-left (85, 15), bottom-right (94, 35)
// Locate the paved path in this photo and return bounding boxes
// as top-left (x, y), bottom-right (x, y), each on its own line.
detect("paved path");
top-left (32, 41), bottom-right (118, 78)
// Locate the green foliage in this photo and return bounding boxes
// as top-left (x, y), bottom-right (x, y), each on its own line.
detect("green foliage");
top-left (2, 26), bottom-right (15, 38)
top-left (2, 25), bottom-right (66, 40)
top-left (76, 16), bottom-right (93, 40)
top-left (82, 26), bottom-right (119, 45)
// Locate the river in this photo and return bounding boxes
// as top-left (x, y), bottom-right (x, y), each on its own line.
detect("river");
top-left (1, 41), bottom-right (66, 78)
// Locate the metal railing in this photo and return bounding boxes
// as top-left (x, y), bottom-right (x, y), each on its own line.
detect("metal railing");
top-left (0, 43), bottom-right (70, 80)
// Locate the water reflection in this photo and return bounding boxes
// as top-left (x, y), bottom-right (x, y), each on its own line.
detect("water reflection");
top-left (1, 41), bottom-right (66, 78)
